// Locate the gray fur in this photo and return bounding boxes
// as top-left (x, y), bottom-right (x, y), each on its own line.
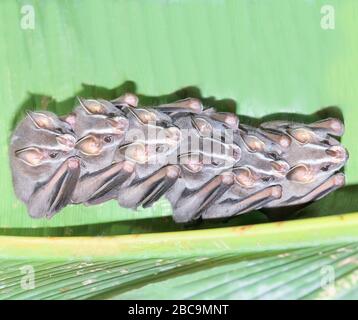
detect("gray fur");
top-left (10, 95), bottom-right (348, 222)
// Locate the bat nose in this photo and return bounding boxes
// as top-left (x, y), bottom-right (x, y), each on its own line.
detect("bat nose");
top-left (326, 145), bottom-right (348, 164)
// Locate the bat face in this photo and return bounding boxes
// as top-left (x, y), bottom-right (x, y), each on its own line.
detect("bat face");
top-left (116, 124), bottom-right (182, 168)
top-left (76, 133), bottom-right (120, 157)
top-left (75, 131), bottom-right (125, 171)
top-left (67, 97), bottom-right (138, 205)
top-left (166, 120), bottom-right (241, 221)
top-left (15, 146), bottom-right (74, 168)
top-left (66, 97), bottom-right (129, 139)
top-left (178, 143), bottom-right (240, 187)
top-left (242, 118), bottom-right (349, 208)
top-left (116, 134), bottom-right (180, 173)
top-left (68, 130), bottom-right (134, 205)
top-left (113, 123), bottom-right (183, 209)
top-left (172, 113), bottom-right (241, 191)
top-left (265, 122), bottom-right (348, 208)
top-left (11, 111), bottom-right (77, 178)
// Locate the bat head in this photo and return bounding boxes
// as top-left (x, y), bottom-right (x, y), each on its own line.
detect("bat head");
top-left (66, 97), bottom-right (129, 139)
top-left (75, 130), bottom-right (127, 172)
top-left (260, 118), bottom-right (349, 208)
top-left (76, 132), bottom-right (123, 157)
top-left (283, 119), bottom-right (348, 184)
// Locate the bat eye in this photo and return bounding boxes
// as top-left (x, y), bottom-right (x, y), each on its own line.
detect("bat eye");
top-left (212, 159), bottom-right (224, 167)
top-left (104, 135), bottom-right (113, 143)
top-left (261, 176), bottom-right (274, 183)
top-left (49, 152), bottom-right (59, 159)
top-left (266, 152), bottom-right (280, 161)
top-left (321, 164), bottom-right (331, 172)
top-left (107, 113), bottom-right (116, 118)
top-left (55, 128), bottom-right (65, 134)
top-left (155, 146), bottom-right (164, 153)
top-left (156, 145), bottom-right (168, 153)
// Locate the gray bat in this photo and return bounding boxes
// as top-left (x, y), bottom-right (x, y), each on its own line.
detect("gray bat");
top-left (198, 118), bottom-right (348, 221)
top-left (10, 111), bottom-right (80, 218)
top-left (66, 96), bottom-right (132, 204)
top-left (10, 95), bottom-right (349, 223)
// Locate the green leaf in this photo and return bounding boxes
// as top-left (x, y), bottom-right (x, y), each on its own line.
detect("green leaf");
top-left (1, 0), bottom-right (358, 229)
top-left (1, 242), bottom-right (358, 300)
top-left (1, 0), bottom-right (358, 300)
top-left (0, 214), bottom-right (358, 299)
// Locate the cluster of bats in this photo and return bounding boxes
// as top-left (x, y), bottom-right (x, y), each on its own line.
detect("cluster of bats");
top-left (10, 93), bottom-right (348, 223)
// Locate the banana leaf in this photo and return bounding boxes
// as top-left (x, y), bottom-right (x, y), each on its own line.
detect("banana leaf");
top-left (0, 0), bottom-right (358, 299)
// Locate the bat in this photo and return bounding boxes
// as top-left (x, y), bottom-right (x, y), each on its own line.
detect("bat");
top-left (9, 95), bottom-right (349, 223)
top-left (63, 96), bottom-right (132, 204)
top-left (10, 111), bottom-right (80, 218)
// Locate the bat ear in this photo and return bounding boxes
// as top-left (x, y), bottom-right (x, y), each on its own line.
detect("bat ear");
top-left (118, 142), bottom-right (148, 163)
top-left (112, 93), bottom-right (139, 107)
top-left (233, 167), bottom-right (256, 188)
top-left (241, 134), bottom-right (265, 152)
top-left (192, 117), bottom-right (213, 136)
top-left (75, 134), bottom-right (102, 156)
top-left (287, 164), bottom-right (315, 184)
top-left (288, 128), bottom-right (314, 144)
top-left (15, 147), bottom-right (44, 166)
top-left (27, 111), bottom-right (56, 130)
top-left (77, 97), bottom-right (106, 115)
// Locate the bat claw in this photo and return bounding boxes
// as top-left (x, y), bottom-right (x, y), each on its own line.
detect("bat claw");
top-left (326, 146), bottom-right (349, 164)
top-left (67, 157), bottom-right (80, 169)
